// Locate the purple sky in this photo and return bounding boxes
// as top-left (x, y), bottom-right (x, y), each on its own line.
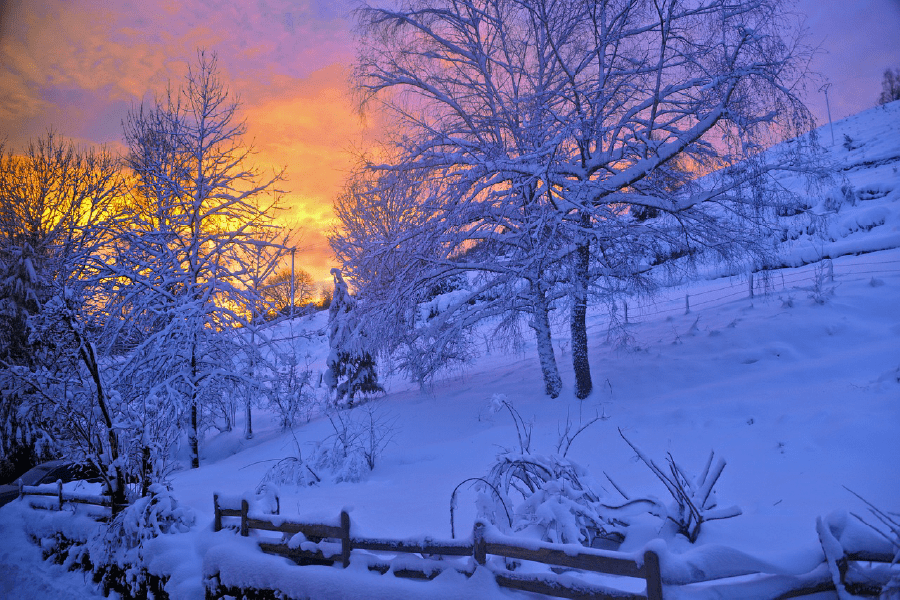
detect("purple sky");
top-left (795, 0), bottom-right (900, 123)
top-left (1, 0), bottom-right (898, 279)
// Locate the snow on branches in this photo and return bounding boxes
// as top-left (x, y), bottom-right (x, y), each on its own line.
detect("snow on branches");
top-left (325, 269), bottom-right (383, 405)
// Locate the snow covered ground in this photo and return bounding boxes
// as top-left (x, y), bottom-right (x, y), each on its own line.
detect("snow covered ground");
top-left (1, 102), bottom-right (898, 599)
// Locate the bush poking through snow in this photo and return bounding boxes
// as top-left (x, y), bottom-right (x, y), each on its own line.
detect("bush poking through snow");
top-left (261, 402), bottom-right (397, 486)
top-left (452, 399), bottom-right (624, 547)
top-left (807, 261), bottom-right (837, 304)
top-left (618, 429), bottom-right (742, 543)
top-left (844, 488), bottom-right (900, 598)
top-left (455, 402), bottom-right (741, 548)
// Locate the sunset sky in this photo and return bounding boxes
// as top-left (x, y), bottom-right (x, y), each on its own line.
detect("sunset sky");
top-left (1, 0), bottom-right (899, 283)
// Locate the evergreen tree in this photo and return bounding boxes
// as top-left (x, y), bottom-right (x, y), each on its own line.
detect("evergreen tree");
top-left (325, 269), bottom-right (382, 404)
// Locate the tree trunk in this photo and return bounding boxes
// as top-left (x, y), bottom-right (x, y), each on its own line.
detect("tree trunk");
top-left (68, 311), bottom-right (127, 512)
top-left (140, 445), bottom-right (151, 498)
top-left (571, 222), bottom-right (592, 399)
top-left (245, 331), bottom-right (254, 439)
top-left (530, 283), bottom-right (562, 398)
top-left (190, 342), bottom-right (200, 469)
top-left (244, 398), bottom-right (253, 440)
top-left (190, 401), bottom-right (199, 468)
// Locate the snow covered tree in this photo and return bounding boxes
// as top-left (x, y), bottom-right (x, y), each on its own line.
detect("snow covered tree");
top-left (110, 50), bottom-right (284, 470)
top-left (332, 134), bottom-right (567, 395)
top-left (331, 164), bottom-right (474, 389)
top-left (325, 269), bottom-right (382, 404)
top-left (350, 0), bottom-right (823, 398)
top-left (0, 134), bottom-right (124, 473)
top-left (20, 291), bottom-right (129, 510)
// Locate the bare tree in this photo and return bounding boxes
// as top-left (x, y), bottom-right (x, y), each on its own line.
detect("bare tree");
top-left (350, 0), bottom-right (822, 398)
top-left (878, 67), bottom-right (900, 105)
top-left (263, 267), bottom-right (316, 318)
top-left (113, 50), bottom-right (284, 470)
top-left (232, 221), bottom-right (291, 439)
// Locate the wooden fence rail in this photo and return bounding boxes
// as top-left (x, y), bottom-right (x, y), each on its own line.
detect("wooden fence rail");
top-left (18, 481), bottom-right (112, 511)
top-left (212, 493), bottom-right (899, 600)
top-left (212, 494), bottom-right (663, 600)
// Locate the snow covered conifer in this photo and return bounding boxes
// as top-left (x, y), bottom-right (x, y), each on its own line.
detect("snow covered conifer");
top-left (325, 268), bottom-right (382, 404)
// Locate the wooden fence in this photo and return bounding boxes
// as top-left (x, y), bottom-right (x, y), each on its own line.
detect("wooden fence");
top-left (18, 481), bottom-right (113, 513)
top-left (212, 493), bottom-right (662, 600)
top-left (12, 488), bottom-right (896, 599)
top-left (211, 494), bottom-right (898, 600)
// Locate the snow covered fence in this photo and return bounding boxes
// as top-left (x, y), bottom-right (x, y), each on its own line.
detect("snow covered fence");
top-left (209, 492), bottom-right (898, 599)
top-left (210, 494), bottom-right (663, 600)
top-left (19, 481), bottom-right (112, 514)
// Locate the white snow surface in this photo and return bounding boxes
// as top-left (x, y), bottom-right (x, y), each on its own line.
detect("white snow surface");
top-left (1, 101), bottom-right (899, 599)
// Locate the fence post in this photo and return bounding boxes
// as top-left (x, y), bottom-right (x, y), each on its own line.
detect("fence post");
top-left (18, 478), bottom-right (23, 499)
top-left (57, 480), bottom-right (63, 510)
top-left (685, 294), bottom-right (690, 315)
top-left (240, 499), bottom-right (249, 537)
top-left (275, 495), bottom-right (280, 516)
top-left (213, 494), bottom-right (221, 532)
top-left (748, 272), bottom-right (754, 298)
top-left (340, 510), bottom-right (351, 568)
top-left (473, 521), bottom-right (486, 566)
top-left (644, 550), bottom-right (663, 600)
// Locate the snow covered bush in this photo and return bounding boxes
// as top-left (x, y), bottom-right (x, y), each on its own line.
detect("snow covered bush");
top-left (618, 430), bottom-right (742, 543)
top-left (475, 451), bottom-right (626, 547)
top-left (455, 401), bottom-right (741, 548)
top-left (844, 490), bottom-right (900, 598)
top-left (87, 483), bottom-right (195, 595)
top-left (261, 402), bottom-right (397, 486)
top-left (453, 399), bottom-right (625, 547)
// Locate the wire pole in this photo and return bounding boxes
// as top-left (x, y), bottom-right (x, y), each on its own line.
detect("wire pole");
top-left (290, 247), bottom-right (296, 319)
top-left (820, 83), bottom-right (835, 145)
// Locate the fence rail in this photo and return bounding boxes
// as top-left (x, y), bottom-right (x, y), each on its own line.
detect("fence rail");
top-left (210, 494), bottom-right (898, 600)
top-left (211, 494), bottom-right (663, 600)
top-left (18, 481), bottom-right (112, 511)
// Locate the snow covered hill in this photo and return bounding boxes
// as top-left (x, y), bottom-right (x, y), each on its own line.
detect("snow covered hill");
top-left (2, 103), bottom-right (898, 599)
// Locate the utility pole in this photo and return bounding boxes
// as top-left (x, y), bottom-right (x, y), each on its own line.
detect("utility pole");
top-left (290, 247), bottom-right (296, 319)
top-left (820, 82), bottom-right (835, 145)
